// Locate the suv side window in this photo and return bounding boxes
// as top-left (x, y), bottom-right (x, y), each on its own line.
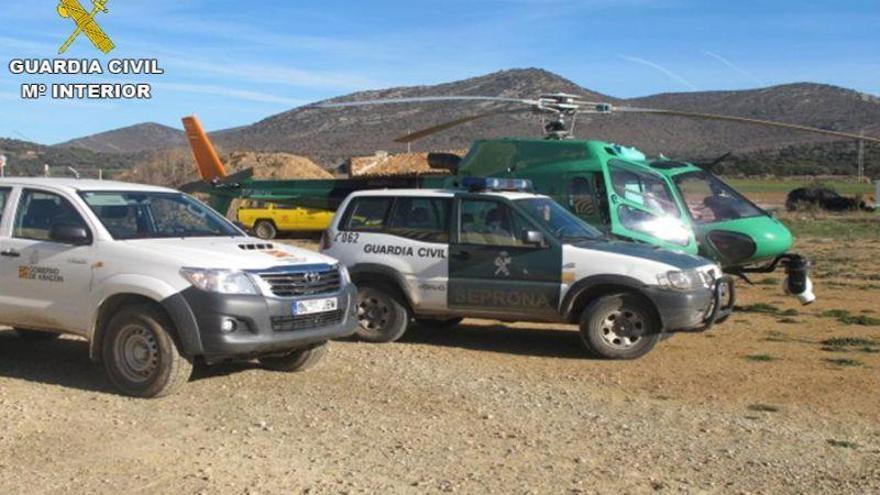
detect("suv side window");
top-left (344, 197), bottom-right (392, 232)
top-left (459, 199), bottom-right (530, 247)
top-left (387, 197), bottom-right (451, 243)
top-left (13, 189), bottom-right (89, 242)
top-left (0, 188), bottom-right (9, 222)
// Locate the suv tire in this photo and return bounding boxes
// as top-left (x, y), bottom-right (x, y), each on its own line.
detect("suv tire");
top-left (254, 220), bottom-right (278, 240)
top-left (13, 328), bottom-right (61, 341)
top-left (102, 304), bottom-right (193, 398)
top-left (355, 284), bottom-right (411, 343)
top-left (579, 293), bottom-right (661, 359)
top-left (259, 343), bottom-right (328, 372)
top-left (415, 317), bottom-right (463, 329)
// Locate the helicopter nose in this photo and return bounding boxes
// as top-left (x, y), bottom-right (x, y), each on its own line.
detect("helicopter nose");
top-left (704, 216), bottom-right (794, 265)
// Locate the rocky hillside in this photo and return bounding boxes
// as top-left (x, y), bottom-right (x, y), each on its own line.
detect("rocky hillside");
top-left (56, 123), bottom-right (186, 154)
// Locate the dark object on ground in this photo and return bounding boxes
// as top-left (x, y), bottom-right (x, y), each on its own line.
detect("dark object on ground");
top-left (786, 187), bottom-right (875, 212)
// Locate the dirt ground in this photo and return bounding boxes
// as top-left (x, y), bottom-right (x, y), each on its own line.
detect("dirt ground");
top-left (2, 233), bottom-right (880, 493)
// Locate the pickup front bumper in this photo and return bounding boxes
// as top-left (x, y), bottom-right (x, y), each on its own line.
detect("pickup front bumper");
top-left (643, 275), bottom-right (735, 333)
top-left (162, 284), bottom-right (358, 363)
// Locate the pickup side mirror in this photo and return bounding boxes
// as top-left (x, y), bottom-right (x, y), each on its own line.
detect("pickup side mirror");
top-left (522, 230), bottom-right (546, 247)
top-left (49, 224), bottom-right (91, 246)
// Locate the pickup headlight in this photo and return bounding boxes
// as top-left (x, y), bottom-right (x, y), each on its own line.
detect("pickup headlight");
top-left (657, 269), bottom-right (708, 291)
top-left (180, 268), bottom-right (259, 295)
top-left (338, 264), bottom-right (351, 285)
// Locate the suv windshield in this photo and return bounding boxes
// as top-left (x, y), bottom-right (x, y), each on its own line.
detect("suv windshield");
top-left (80, 191), bottom-right (241, 240)
top-left (516, 197), bottom-right (604, 243)
top-left (673, 171), bottom-right (764, 224)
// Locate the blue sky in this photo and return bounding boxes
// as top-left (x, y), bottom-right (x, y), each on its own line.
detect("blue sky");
top-left (1, 0), bottom-right (878, 144)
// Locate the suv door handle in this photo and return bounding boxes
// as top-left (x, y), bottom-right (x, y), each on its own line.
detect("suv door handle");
top-left (1, 249), bottom-right (20, 258)
top-left (451, 250), bottom-right (471, 260)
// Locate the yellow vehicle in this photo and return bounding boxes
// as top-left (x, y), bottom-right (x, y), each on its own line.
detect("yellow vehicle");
top-left (237, 201), bottom-right (334, 239)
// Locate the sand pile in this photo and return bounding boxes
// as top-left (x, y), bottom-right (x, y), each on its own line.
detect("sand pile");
top-left (226, 152), bottom-right (332, 180)
top-left (117, 149), bottom-right (332, 188)
top-left (350, 151), bottom-right (466, 177)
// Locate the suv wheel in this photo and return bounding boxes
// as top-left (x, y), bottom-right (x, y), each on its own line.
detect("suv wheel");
top-left (13, 328), bottom-right (61, 341)
top-left (415, 317), bottom-right (463, 329)
top-left (259, 343), bottom-right (328, 372)
top-left (579, 293), bottom-right (661, 359)
top-left (102, 304), bottom-right (193, 398)
top-left (356, 284), bottom-right (410, 343)
top-left (254, 220), bottom-right (277, 240)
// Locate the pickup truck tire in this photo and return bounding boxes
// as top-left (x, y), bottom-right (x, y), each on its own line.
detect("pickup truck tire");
top-left (102, 304), bottom-right (193, 398)
top-left (13, 328), bottom-right (61, 341)
top-left (355, 284), bottom-right (410, 343)
top-left (578, 293), bottom-right (661, 360)
top-left (258, 343), bottom-right (328, 372)
top-left (415, 317), bottom-right (464, 329)
top-left (254, 220), bottom-right (277, 240)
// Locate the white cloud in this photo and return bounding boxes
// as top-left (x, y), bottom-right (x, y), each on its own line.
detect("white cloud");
top-left (702, 50), bottom-right (761, 84)
top-left (619, 55), bottom-right (699, 91)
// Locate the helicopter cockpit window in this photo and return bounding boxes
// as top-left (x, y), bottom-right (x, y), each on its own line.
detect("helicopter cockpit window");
top-left (673, 171), bottom-right (763, 224)
top-left (608, 161), bottom-right (680, 218)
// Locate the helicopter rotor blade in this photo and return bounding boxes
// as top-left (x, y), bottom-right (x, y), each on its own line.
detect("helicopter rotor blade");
top-left (315, 96), bottom-right (542, 109)
top-left (612, 106), bottom-right (880, 144)
top-left (393, 108), bottom-right (538, 144)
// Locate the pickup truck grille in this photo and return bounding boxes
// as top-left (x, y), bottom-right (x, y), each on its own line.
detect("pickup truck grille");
top-left (271, 310), bottom-right (344, 332)
top-left (256, 266), bottom-right (341, 298)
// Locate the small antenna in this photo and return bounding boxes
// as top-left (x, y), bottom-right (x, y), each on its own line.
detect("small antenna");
top-left (67, 167), bottom-right (81, 179)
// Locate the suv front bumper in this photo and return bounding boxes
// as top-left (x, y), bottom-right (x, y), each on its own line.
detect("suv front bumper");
top-left (164, 284), bottom-right (358, 362)
top-left (643, 276), bottom-right (735, 332)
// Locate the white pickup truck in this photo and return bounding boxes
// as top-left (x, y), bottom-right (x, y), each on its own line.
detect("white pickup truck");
top-left (0, 178), bottom-right (357, 397)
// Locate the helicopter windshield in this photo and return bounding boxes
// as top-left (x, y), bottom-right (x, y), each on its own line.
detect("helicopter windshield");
top-left (608, 160), bottom-right (680, 218)
top-left (673, 171), bottom-right (764, 224)
top-left (516, 197), bottom-right (604, 242)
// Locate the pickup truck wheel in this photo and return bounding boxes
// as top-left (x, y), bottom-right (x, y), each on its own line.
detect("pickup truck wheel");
top-left (259, 343), bottom-right (328, 372)
top-left (579, 294), bottom-right (661, 360)
top-left (415, 317), bottom-right (463, 329)
top-left (102, 305), bottom-right (193, 398)
top-left (13, 328), bottom-right (61, 341)
top-left (254, 220), bottom-right (277, 240)
top-left (356, 284), bottom-right (410, 343)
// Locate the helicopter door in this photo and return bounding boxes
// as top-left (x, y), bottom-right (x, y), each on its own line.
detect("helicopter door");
top-left (602, 160), bottom-right (697, 253)
top-left (565, 174), bottom-right (608, 228)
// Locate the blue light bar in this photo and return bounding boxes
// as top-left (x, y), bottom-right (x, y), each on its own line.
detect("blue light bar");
top-left (462, 177), bottom-right (533, 192)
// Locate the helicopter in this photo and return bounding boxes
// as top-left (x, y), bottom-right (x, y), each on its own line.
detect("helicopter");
top-left (180, 93), bottom-right (880, 305)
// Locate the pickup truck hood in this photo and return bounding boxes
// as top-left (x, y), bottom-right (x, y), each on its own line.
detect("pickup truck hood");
top-left (120, 237), bottom-right (337, 270)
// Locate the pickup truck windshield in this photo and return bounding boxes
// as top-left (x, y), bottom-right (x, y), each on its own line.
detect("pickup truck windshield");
top-left (80, 191), bottom-right (241, 239)
top-left (516, 197), bottom-right (603, 242)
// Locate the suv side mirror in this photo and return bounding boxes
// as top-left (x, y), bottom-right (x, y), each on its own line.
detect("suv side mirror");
top-left (522, 230), bottom-right (546, 247)
top-left (50, 224), bottom-right (91, 246)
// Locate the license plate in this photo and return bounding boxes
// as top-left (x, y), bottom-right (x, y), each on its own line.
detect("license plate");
top-left (292, 297), bottom-right (338, 316)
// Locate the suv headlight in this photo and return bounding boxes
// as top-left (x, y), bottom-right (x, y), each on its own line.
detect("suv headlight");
top-left (657, 269), bottom-right (707, 291)
top-left (180, 268), bottom-right (259, 295)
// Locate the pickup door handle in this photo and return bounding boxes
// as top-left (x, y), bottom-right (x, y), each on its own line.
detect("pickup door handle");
top-left (1, 250), bottom-right (21, 258)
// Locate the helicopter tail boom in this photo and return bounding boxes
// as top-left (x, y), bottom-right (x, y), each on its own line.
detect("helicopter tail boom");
top-left (182, 115), bottom-right (227, 181)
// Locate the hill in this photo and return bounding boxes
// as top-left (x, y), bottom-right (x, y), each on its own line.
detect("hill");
top-left (211, 69), bottom-right (880, 168)
top-left (10, 68), bottom-right (880, 178)
top-left (56, 123), bottom-right (185, 154)
top-left (0, 138), bottom-right (140, 177)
